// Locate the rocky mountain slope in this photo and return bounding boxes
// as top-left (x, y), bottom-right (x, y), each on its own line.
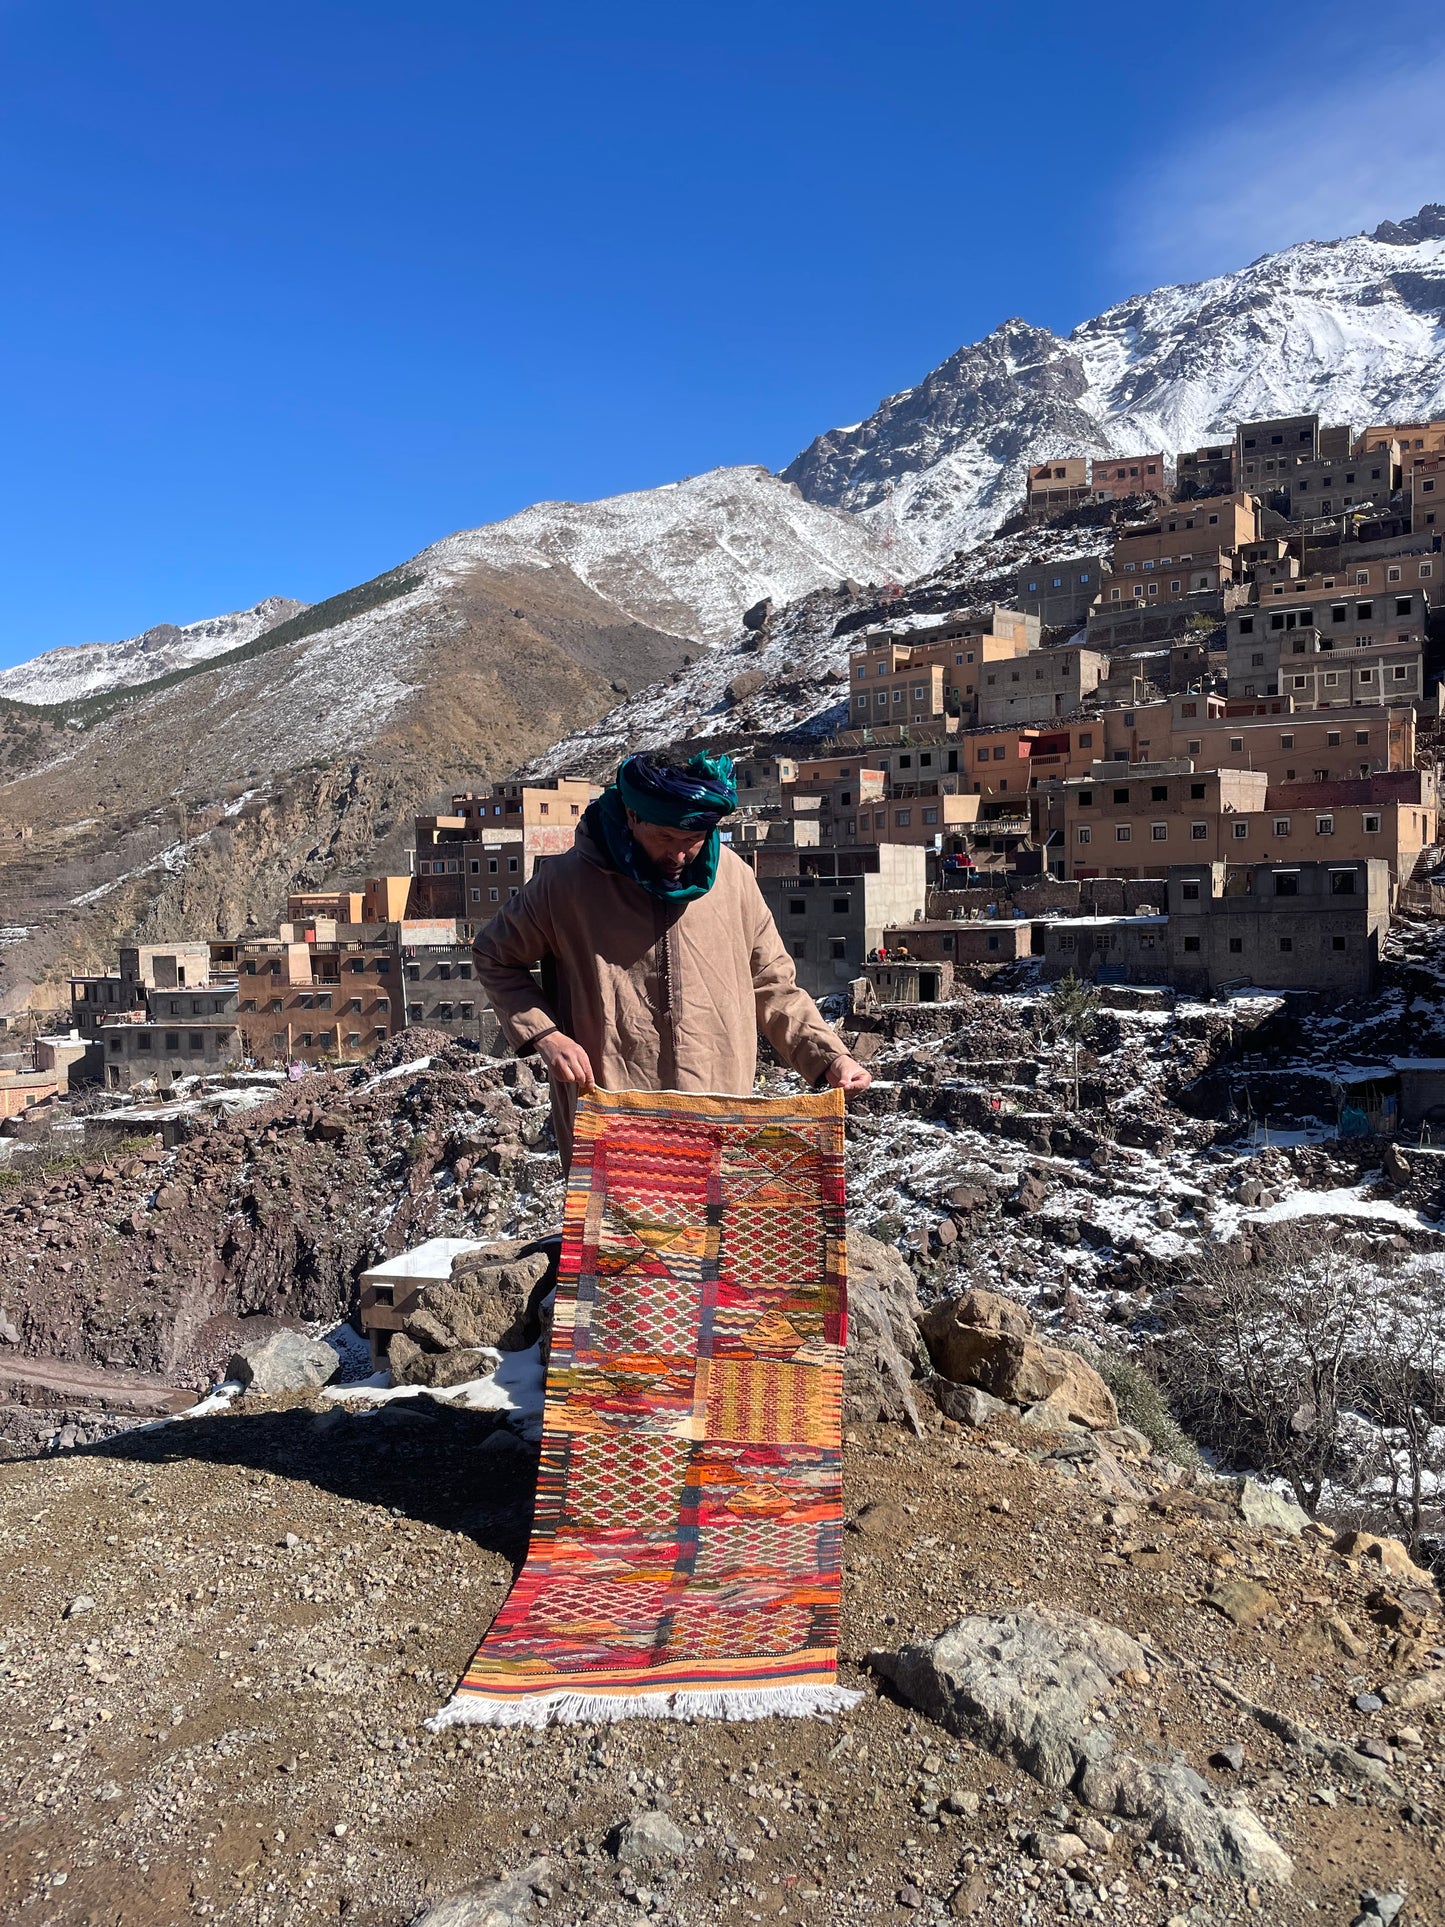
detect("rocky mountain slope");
top-left (525, 519), bottom-right (1110, 778)
top-left (784, 206), bottom-right (1445, 565)
top-left (0, 561), bottom-right (689, 1017)
top-left (0, 598), bottom-right (307, 706)
top-left (425, 466), bottom-right (906, 644)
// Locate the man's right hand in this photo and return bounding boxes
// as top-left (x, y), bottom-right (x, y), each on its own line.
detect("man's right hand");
top-left (535, 1031), bottom-right (596, 1089)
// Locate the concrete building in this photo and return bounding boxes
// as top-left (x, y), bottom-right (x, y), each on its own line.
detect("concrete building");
top-left (880, 919), bottom-right (1034, 967)
top-left (1026, 459), bottom-right (1091, 518)
top-left (70, 942), bottom-right (217, 1038)
top-left (757, 844), bottom-right (927, 998)
top-left (1165, 860), bottom-right (1389, 996)
top-left (733, 754), bottom-right (798, 807)
top-left (1090, 454), bottom-right (1168, 501)
top-left (1235, 414), bottom-right (1321, 490)
top-left (1257, 773), bottom-right (1436, 885)
top-left (847, 610), bottom-right (1039, 728)
top-left (1413, 454), bottom-right (1444, 534)
top-left (1033, 764), bottom-right (1270, 881)
top-left (1168, 700), bottom-right (1415, 787)
top-left (1039, 915), bottom-right (1169, 983)
top-left (236, 933), bottom-right (399, 1067)
top-left (976, 644), bottom-right (1108, 727)
top-left (1278, 446), bottom-right (1399, 519)
top-left (400, 925), bottom-right (496, 1046)
top-left (33, 1032), bottom-right (92, 1089)
top-left (1175, 443), bottom-right (1234, 495)
top-left (1227, 563), bottom-right (1432, 703)
top-left (99, 986), bottom-right (243, 1090)
top-left (849, 790), bottom-right (983, 854)
top-left (1014, 555), bottom-right (1106, 630)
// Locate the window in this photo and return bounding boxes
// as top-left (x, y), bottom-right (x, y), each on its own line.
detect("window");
top-left (1331, 604), bottom-right (1347, 624)
top-left (405, 964), bottom-right (419, 981)
top-left (1183, 936), bottom-right (1201, 953)
top-left (1327, 730), bottom-right (1341, 747)
top-left (1357, 601), bottom-right (1373, 619)
top-left (1232, 820), bottom-right (1249, 840)
top-left (790, 940), bottom-right (805, 960)
top-left (1278, 938), bottom-right (1294, 954)
top-left (787, 898), bottom-right (807, 916)
top-left (1329, 870), bottom-right (1357, 896)
top-left (1228, 937), bottom-right (1244, 955)
top-left (488, 887), bottom-right (499, 902)
top-left (1115, 824), bottom-right (1131, 842)
top-left (1363, 814), bottom-right (1381, 834)
top-left (1238, 617), bottom-right (1254, 635)
top-left (1316, 814), bottom-right (1334, 835)
top-left (508, 857), bottom-right (519, 873)
top-left (1113, 788), bottom-right (1129, 804)
top-left (829, 939), bottom-right (847, 961)
top-left (1229, 736), bottom-right (1244, 752)
top-left (1151, 784), bottom-right (1168, 802)
top-left (1187, 739), bottom-right (1202, 754)
top-left (1280, 733), bottom-right (1294, 749)
top-left (348, 997), bottom-right (362, 1013)
top-left (1151, 823), bottom-right (1167, 841)
top-left (993, 747), bottom-right (1006, 761)
top-left (1393, 665), bottom-right (1410, 681)
top-left (188, 1031), bottom-right (205, 1053)
top-left (164, 1031), bottom-right (179, 1051)
top-left (1057, 934), bottom-right (1076, 952)
top-left (1076, 826), bottom-right (1092, 845)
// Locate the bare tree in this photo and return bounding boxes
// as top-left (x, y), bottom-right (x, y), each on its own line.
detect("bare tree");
top-left (1162, 1225), bottom-right (1445, 1554)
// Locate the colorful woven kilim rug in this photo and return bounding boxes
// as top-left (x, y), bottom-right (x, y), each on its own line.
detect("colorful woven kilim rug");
top-left (428, 1085), bottom-right (861, 1726)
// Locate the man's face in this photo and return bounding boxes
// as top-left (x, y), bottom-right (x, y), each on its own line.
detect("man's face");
top-left (626, 811), bottom-right (710, 881)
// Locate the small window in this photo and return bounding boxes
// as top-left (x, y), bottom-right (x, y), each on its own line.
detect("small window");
top-left (164, 1031), bottom-right (180, 1051)
top-left (1151, 823), bottom-right (1167, 841)
top-left (1077, 826), bottom-right (1092, 845)
top-left (1190, 822), bottom-right (1207, 840)
top-left (1273, 818), bottom-right (1291, 837)
top-left (1316, 815), bottom-right (1334, 835)
top-left (1330, 870), bottom-right (1357, 895)
top-left (832, 897), bottom-right (849, 914)
top-left (1327, 731), bottom-right (1341, 747)
top-left (1232, 820), bottom-right (1249, 840)
top-left (1228, 937), bottom-right (1243, 954)
top-left (1362, 814), bottom-right (1381, 834)
top-left (1331, 936), bottom-right (1347, 952)
top-left (1115, 824), bottom-right (1131, 842)
top-left (1278, 937), bottom-right (1294, 954)
top-left (1355, 730), bottom-right (1369, 746)
top-left (790, 940), bottom-right (805, 960)
top-left (1280, 733), bottom-right (1294, 748)
top-left (1181, 880), bottom-right (1201, 901)
top-left (788, 898), bottom-right (807, 916)
top-left (1183, 936), bottom-right (1201, 953)
top-left (1113, 788), bottom-right (1129, 805)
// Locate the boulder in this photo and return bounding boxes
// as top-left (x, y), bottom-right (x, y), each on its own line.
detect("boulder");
top-left (918, 1293), bottom-right (1118, 1430)
top-left (872, 1608), bottom-right (1290, 1886)
top-left (613, 1810), bottom-right (688, 1864)
top-left (1334, 1530), bottom-right (1437, 1592)
top-left (741, 597), bottom-right (773, 632)
top-left (844, 1229), bottom-right (926, 1434)
top-left (410, 1858), bottom-right (551, 1927)
top-left (926, 1378), bottom-right (1009, 1428)
top-left (725, 670), bottom-right (768, 706)
top-left (227, 1328), bottom-right (340, 1395)
top-left (444, 1243), bottom-right (556, 1351)
top-left (388, 1333), bottom-right (497, 1390)
top-left (1235, 1479), bottom-right (1310, 1537)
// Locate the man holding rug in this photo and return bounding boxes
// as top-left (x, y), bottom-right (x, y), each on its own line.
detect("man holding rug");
top-left (472, 751), bottom-right (871, 1165)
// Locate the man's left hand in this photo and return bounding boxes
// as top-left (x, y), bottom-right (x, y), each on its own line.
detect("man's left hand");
top-left (825, 1054), bottom-right (872, 1094)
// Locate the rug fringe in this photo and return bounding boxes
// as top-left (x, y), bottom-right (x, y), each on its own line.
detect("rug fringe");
top-left (424, 1681), bottom-right (863, 1730)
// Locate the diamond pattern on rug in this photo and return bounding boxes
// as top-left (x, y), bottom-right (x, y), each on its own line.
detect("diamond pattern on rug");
top-left (445, 1086), bottom-right (849, 1718)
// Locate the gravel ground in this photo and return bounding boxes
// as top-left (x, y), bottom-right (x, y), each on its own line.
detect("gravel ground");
top-left (1, 1397), bottom-right (1441, 1927)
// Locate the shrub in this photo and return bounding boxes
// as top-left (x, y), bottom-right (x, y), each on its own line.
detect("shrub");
top-left (1064, 1336), bottom-right (1198, 1465)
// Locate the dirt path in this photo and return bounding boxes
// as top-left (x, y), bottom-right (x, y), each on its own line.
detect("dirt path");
top-left (0, 1397), bottom-right (1440, 1927)
top-left (0, 1356), bottom-right (195, 1416)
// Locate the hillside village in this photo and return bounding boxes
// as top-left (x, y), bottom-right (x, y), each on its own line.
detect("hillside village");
top-left (4, 407), bottom-right (1445, 1927)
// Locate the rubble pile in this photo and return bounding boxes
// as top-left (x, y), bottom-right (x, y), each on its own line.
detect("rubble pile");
top-left (0, 1033), bottom-right (565, 1447)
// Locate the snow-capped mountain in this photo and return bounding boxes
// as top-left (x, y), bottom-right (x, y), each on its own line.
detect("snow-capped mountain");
top-left (0, 598), bottom-right (306, 707)
top-left (424, 466), bottom-right (908, 644)
top-left (783, 206), bottom-right (1445, 567)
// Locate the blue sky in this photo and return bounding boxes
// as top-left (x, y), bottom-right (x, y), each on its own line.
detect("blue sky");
top-left (1, 0), bottom-right (1442, 667)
